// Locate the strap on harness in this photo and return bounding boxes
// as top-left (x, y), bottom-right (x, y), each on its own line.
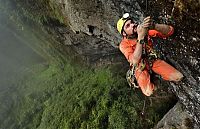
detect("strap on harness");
top-left (126, 65), bottom-right (139, 89)
top-left (126, 37), bottom-right (160, 89)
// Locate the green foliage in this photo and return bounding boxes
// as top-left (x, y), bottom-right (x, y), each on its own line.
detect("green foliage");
top-left (0, 0), bottom-right (65, 25)
top-left (0, 1), bottom-right (177, 128)
top-left (1, 59), bottom-right (175, 129)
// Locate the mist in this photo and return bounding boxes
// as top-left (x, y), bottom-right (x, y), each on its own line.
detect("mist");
top-left (0, 8), bottom-right (44, 124)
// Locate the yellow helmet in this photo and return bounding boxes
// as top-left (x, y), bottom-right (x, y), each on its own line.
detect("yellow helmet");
top-left (117, 13), bottom-right (130, 34)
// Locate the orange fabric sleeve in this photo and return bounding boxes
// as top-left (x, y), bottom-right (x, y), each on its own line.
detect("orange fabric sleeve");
top-left (148, 26), bottom-right (174, 38)
top-left (119, 40), bottom-right (136, 63)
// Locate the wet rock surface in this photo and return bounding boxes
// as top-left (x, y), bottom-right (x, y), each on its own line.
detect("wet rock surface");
top-left (54, 0), bottom-right (200, 126)
top-left (162, 0), bottom-right (200, 127)
top-left (154, 102), bottom-right (196, 129)
top-left (48, 25), bottom-right (128, 67)
top-left (2, 0), bottom-right (200, 127)
top-left (55, 0), bottom-right (144, 46)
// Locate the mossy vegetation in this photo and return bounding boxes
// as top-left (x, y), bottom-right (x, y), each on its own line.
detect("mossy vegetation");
top-left (0, 0), bottom-right (177, 129)
top-left (0, 0), bottom-right (65, 25)
top-left (1, 59), bottom-right (176, 129)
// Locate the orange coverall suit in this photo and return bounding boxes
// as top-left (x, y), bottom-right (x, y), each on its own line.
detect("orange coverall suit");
top-left (119, 26), bottom-right (180, 96)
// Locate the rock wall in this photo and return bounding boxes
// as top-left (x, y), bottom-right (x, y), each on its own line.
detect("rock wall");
top-left (6, 0), bottom-right (200, 127)
top-left (154, 102), bottom-right (196, 129)
top-left (55, 0), bottom-right (144, 47)
top-left (54, 0), bottom-right (200, 126)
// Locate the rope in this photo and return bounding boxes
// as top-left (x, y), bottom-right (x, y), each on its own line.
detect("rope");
top-left (141, 96), bottom-right (146, 115)
top-left (145, 0), bottom-right (148, 12)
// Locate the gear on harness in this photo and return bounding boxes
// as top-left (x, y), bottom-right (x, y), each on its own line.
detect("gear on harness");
top-left (145, 40), bottom-right (160, 67)
top-left (126, 65), bottom-right (139, 89)
top-left (126, 37), bottom-right (160, 89)
top-left (126, 47), bottom-right (146, 89)
top-left (126, 38), bottom-right (148, 89)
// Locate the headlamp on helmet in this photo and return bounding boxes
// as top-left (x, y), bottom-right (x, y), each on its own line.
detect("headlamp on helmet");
top-left (122, 13), bottom-right (130, 20)
top-left (117, 13), bottom-right (131, 34)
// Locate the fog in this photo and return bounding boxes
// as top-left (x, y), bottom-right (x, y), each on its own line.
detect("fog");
top-left (0, 9), bottom-right (44, 124)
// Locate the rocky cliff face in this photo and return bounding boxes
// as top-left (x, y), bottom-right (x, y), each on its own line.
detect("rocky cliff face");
top-left (52, 0), bottom-right (152, 68)
top-left (5, 0), bottom-right (200, 128)
top-left (55, 0), bottom-right (200, 127)
top-left (163, 0), bottom-right (200, 127)
top-left (57, 0), bottom-right (144, 46)
top-left (154, 102), bottom-right (196, 129)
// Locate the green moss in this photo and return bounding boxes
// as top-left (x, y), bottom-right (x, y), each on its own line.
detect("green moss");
top-left (1, 0), bottom-right (66, 25)
top-left (0, 50), bottom-right (177, 129)
top-left (0, 1), bottom-right (177, 128)
top-left (1, 62), bottom-right (134, 128)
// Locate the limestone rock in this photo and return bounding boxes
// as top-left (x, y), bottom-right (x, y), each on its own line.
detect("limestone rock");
top-left (154, 102), bottom-right (197, 129)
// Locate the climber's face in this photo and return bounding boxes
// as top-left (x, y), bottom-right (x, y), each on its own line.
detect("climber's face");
top-left (123, 19), bottom-right (138, 36)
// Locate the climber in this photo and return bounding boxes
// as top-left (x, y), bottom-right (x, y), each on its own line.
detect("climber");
top-left (117, 13), bottom-right (183, 96)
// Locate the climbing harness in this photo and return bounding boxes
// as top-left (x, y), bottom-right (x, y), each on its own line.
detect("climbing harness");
top-left (126, 0), bottom-right (172, 89)
top-left (145, 38), bottom-right (160, 68)
top-left (143, 37), bottom-right (160, 70)
top-left (126, 37), bottom-right (160, 89)
top-left (127, 0), bottom-right (174, 117)
top-left (126, 65), bottom-right (139, 89)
